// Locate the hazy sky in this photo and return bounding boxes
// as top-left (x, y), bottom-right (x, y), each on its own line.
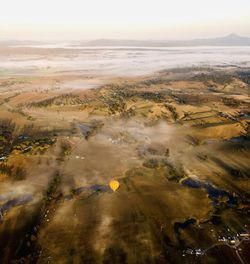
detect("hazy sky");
top-left (0, 0), bottom-right (250, 40)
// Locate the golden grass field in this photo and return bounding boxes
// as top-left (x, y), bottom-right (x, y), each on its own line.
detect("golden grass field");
top-left (0, 58), bottom-right (250, 263)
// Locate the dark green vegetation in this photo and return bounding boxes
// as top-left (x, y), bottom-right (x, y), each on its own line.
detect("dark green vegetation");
top-left (27, 94), bottom-right (86, 108)
top-left (0, 119), bottom-right (56, 160)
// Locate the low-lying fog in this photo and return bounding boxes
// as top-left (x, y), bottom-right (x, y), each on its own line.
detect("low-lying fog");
top-left (1, 46), bottom-right (250, 76)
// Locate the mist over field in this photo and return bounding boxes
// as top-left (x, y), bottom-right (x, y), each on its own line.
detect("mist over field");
top-left (0, 0), bottom-right (250, 263)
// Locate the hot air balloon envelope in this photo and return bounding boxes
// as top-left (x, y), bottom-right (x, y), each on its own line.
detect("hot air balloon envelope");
top-left (109, 180), bottom-right (120, 192)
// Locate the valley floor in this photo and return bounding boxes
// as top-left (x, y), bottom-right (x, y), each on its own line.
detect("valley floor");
top-left (0, 66), bottom-right (250, 263)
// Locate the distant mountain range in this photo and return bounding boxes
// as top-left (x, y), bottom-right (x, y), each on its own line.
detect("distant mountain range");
top-left (79, 34), bottom-right (250, 47)
top-left (1, 34), bottom-right (250, 47)
top-left (0, 40), bottom-right (47, 46)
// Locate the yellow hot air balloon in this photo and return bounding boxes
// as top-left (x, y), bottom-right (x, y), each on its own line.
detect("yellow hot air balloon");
top-left (109, 180), bottom-right (120, 192)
